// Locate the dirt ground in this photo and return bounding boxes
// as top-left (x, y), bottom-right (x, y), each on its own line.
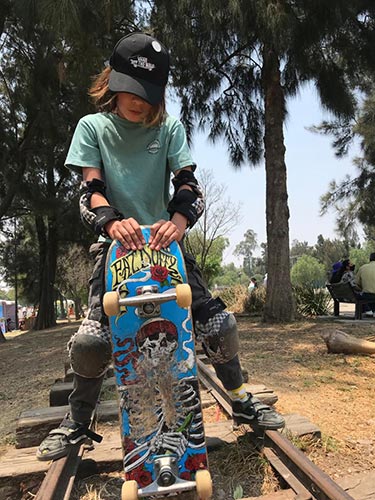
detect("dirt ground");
top-left (1, 313), bottom-right (375, 498)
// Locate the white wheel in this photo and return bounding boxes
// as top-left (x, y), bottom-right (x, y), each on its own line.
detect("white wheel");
top-left (121, 479), bottom-right (138, 500)
top-left (103, 291), bottom-right (120, 316)
top-left (196, 469), bottom-right (213, 499)
top-left (175, 283), bottom-right (192, 308)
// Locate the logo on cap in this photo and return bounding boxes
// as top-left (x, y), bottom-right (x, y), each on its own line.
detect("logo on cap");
top-left (130, 56), bottom-right (155, 72)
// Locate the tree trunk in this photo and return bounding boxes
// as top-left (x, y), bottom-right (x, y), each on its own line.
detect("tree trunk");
top-left (262, 45), bottom-right (294, 322)
top-left (74, 297), bottom-right (82, 320)
top-left (0, 112), bottom-right (42, 219)
top-left (33, 215), bottom-right (57, 330)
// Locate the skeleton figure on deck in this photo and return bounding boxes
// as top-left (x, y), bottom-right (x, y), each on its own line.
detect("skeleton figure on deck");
top-left (120, 318), bottom-right (205, 473)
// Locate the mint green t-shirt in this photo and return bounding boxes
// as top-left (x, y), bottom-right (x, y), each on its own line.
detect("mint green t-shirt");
top-left (65, 112), bottom-right (194, 224)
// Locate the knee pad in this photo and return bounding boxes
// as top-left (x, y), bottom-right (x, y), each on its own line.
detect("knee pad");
top-left (68, 320), bottom-right (112, 378)
top-left (195, 311), bottom-right (239, 364)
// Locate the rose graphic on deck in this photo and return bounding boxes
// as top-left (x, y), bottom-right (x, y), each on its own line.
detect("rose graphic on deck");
top-left (150, 265), bottom-right (170, 287)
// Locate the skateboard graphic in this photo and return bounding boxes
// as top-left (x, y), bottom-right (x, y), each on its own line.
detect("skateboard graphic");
top-left (103, 227), bottom-right (212, 499)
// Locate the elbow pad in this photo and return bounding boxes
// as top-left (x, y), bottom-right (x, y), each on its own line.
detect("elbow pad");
top-left (171, 169), bottom-right (201, 195)
top-left (168, 169), bottom-right (205, 228)
top-left (80, 178), bottom-right (107, 200)
top-left (167, 189), bottom-right (205, 228)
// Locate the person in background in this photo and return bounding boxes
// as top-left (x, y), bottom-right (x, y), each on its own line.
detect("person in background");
top-left (330, 259), bottom-right (358, 289)
top-left (329, 261), bottom-right (343, 283)
top-left (263, 273), bottom-right (268, 287)
top-left (248, 277), bottom-right (258, 292)
top-left (356, 253), bottom-right (375, 316)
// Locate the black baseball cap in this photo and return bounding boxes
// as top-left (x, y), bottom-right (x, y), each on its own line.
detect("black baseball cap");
top-left (109, 32), bottom-right (170, 105)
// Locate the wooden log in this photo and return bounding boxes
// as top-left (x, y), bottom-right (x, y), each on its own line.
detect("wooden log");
top-left (321, 330), bottom-right (375, 355)
top-left (50, 377), bottom-right (116, 407)
top-left (16, 377), bottom-right (276, 449)
top-left (281, 414), bottom-right (321, 439)
top-left (53, 367), bottom-right (266, 408)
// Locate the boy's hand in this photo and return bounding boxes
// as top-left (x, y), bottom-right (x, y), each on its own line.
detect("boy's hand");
top-left (149, 219), bottom-right (185, 250)
top-left (105, 218), bottom-right (145, 250)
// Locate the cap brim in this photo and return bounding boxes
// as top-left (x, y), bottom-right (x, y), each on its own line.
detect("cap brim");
top-left (109, 70), bottom-right (164, 105)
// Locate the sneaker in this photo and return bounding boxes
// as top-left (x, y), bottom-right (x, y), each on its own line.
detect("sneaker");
top-left (232, 395), bottom-right (285, 430)
top-left (36, 414), bottom-right (102, 461)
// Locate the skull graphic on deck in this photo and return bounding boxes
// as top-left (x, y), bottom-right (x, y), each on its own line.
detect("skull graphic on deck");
top-left (136, 319), bottom-right (178, 366)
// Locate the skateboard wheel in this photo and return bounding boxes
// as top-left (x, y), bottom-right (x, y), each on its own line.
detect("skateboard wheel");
top-left (175, 283), bottom-right (192, 308)
top-left (103, 291), bottom-right (120, 316)
top-left (121, 479), bottom-right (138, 500)
top-left (196, 469), bottom-right (213, 499)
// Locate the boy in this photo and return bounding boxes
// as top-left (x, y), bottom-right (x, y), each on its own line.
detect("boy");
top-left (37, 32), bottom-right (284, 461)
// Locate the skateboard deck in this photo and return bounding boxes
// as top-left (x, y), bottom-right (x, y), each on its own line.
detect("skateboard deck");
top-left (104, 227), bottom-right (212, 499)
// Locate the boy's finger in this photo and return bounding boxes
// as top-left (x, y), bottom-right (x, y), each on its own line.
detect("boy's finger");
top-left (154, 225), bottom-right (177, 250)
top-left (125, 219), bottom-right (145, 248)
top-left (149, 221), bottom-right (163, 243)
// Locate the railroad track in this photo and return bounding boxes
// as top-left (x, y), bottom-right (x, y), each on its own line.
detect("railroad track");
top-left (34, 359), bottom-right (354, 500)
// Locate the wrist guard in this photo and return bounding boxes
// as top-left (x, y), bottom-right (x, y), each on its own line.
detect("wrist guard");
top-left (91, 206), bottom-right (123, 236)
top-left (79, 179), bottom-right (123, 236)
top-left (168, 169), bottom-right (205, 228)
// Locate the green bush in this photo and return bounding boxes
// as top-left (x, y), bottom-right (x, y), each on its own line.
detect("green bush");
top-left (293, 284), bottom-right (331, 317)
top-left (291, 255), bottom-right (326, 288)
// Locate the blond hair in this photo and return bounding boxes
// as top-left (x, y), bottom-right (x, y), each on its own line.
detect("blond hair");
top-left (88, 67), bottom-right (166, 127)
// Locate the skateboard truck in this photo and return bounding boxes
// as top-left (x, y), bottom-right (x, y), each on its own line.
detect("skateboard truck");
top-left (154, 455), bottom-right (178, 486)
top-left (135, 286), bottom-right (161, 318)
top-left (103, 283), bottom-right (192, 317)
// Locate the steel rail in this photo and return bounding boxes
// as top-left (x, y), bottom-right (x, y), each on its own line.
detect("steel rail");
top-left (34, 444), bottom-right (84, 500)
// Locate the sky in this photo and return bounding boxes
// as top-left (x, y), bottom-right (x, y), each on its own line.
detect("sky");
top-left (168, 83), bottom-right (361, 265)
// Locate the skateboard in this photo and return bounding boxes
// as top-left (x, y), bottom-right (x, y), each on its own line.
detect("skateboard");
top-left (103, 227), bottom-right (212, 500)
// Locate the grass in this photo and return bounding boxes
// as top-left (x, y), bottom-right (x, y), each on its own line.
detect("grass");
top-left (287, 432), bottom-right (341, 455)
top-left (72, 474), bottom-right (123, 500)
top-left (208, 432), bottom-right (279, 498)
